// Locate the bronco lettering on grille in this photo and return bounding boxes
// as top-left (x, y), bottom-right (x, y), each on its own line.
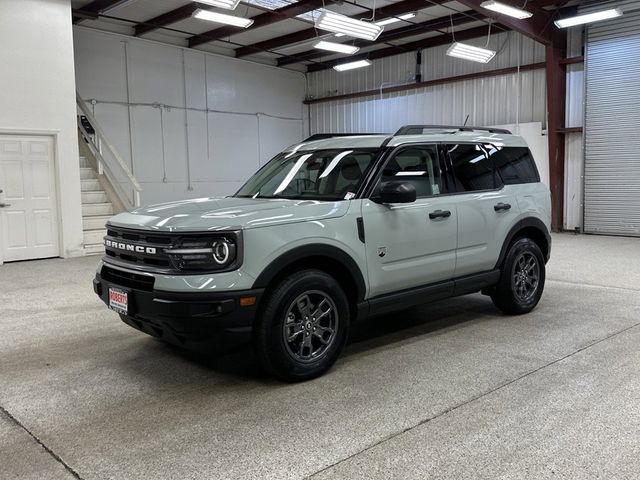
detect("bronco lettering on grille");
top-left (105, 239), bottom-right (157, 255)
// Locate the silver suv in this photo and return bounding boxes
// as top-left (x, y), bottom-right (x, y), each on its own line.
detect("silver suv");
top-left (93, 125), bottom-right (551, 381)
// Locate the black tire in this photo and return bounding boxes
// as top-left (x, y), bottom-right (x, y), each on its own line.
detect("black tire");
top-left (491, 237), bottom-right (546, 315)
top-left (253, 269), bottom-right (350, 382)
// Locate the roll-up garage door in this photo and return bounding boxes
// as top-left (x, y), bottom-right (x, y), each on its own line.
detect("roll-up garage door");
top-left (584, 6), bottom-right (640, 236)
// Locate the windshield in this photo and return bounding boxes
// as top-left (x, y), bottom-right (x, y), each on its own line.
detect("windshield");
top-left (235, 149), bottom-right (381, 201)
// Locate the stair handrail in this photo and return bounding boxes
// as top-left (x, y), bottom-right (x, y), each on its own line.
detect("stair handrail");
top-left (76, 92), bottom-right (142, 209)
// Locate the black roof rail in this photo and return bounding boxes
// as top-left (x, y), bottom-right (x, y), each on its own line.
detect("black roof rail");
top-left (394, 125), bottom-right (512, 135)
top-left (303, 133), bottom-right (387, 142)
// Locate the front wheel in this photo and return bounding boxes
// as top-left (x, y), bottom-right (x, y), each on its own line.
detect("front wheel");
top-left (491, 237), bottom-right (546, 315)
top-left (253, 270), bottom-right (350, 382)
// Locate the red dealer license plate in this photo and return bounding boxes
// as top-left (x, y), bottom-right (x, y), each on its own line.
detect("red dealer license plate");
top-left (108, 287), bottom-right (129, 315)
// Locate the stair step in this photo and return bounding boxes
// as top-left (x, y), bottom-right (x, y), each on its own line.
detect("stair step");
top-left (83, 228), bottom-right (107, 246)
top-left (84, 243), bottom-right (105, 255)
top-left (80, 167), bottom-right (97, 180)
top-left (83, 215), bottom-right (111, 231)
top-left (82, 203), bottom-right (113, 216)
top-left (79, 156), bottom-right (90, 168)
top-left (81, 179), bottom-right (101, 191)
top-left (82, 191), bottom-right (108, 204)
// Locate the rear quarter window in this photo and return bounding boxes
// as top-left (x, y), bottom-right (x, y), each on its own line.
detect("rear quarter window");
top-left (487, 146), bottom-right (540, 184)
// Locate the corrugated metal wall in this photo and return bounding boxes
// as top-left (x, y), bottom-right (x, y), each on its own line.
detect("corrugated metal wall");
top-left (307, 31), bottom-right (547, 134)
top-left (583, 7), bottom-right (640, 236)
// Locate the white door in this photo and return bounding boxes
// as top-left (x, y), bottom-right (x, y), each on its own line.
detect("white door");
top-left (0, 135), bottom-right (60, 262)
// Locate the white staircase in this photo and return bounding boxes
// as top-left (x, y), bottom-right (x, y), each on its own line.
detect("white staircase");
top-left (80, 156), bottom-right (113, 254)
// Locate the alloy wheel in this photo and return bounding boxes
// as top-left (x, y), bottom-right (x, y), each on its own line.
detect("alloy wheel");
top-left (282, 290), bottom-right (339, 363)
top-left (511, 251), bottom-right (540, 302)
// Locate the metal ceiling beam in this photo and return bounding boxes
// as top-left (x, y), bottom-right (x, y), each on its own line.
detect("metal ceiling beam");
top-left (188, 0), bottom-right (327, 47)
top-left (455, 0), bottom-right (560, 46)
top-left (307, 24), bottom-right (501, 72)
top-left (277, 11), bottom-right (488, 67)
top-left (235, 0), bottom-right (448, 58)
top-left (135, 3), bottom-right (199, 36)
top-left (73, 0), bottom-right (130, 23)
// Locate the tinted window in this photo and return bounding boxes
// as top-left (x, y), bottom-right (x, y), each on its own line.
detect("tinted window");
top-left (447, 144), bottom-right (502, 192)
top-left (486, 146), bottom-right (539, 184)
top-left (381, 146), bottom-right (444, 197)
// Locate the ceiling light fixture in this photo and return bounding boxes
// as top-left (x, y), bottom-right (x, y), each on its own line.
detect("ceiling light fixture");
top-left (446, 42), bottom-right (496, 63)
top-left (193, 8), bottom-right (254, 28)
top-left (315, 11), bottom-right (384, 41)
top-left (480, 1), bottom-right (532, 19)
top-left (333, 59), bottom-right (372, 71)
top-left (554, 8), bottom-right (623, 28)
top-left (196, 0), bottom-right (242, 10)
top-left (313, 40), bottom-right (360, 54)
top-left (376, 12), bottom-right (416, 27)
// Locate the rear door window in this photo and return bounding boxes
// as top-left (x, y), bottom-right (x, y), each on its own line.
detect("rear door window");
top-left (446, 143), bottom-right (503, 192)
top-left (485, 146), bottom-right (540, 184)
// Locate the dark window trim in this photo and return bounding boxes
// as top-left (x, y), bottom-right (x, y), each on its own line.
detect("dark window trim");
top-left (362, 143), bottom-right (451, 200)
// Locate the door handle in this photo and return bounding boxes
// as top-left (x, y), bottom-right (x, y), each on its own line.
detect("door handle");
top-left (429, 209), bottom-right (451, 220)
top-left (494, 203), bottom-right (511, 212)
top-left (0, 203), bottom-right (11, 208)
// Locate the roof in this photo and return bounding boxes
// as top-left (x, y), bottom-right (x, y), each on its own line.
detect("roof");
top-left (70, 0), bottom-right (570, 72)
top-left (286, 130), bottom-right (529, 152)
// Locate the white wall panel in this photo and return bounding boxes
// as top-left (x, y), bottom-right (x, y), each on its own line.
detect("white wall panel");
top-left (258, 117), bottom-right (305, 166)
top-left (564, 133), bottom-right (584, 231)
top-left (307, 32), bottom-right (547, 135)
top-left (74, 28), bottom-right (306, 205)
top-left (209, 113), bottom-right (260, 182)
top-left (0, 0), bottom-right (83, 261)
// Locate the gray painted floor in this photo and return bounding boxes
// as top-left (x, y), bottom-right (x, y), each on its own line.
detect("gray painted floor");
top-left (1, 233), bottom-right (639, 480)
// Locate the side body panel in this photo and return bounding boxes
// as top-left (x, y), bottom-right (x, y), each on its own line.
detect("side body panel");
top-left (360, 197), bottom-right (457, 298)
top-left (453, 186), bottom-right (522, 277)
top-left (514, 182), bottom-right (552, 233)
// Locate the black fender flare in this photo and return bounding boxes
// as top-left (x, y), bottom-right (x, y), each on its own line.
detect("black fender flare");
top-left (494, 217), bottom-right (552, 269)
top-left (252, 244), bottom-right (367, 302)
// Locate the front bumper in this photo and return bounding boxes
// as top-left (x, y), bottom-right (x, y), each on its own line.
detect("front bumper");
top-left (94, 268), bottom-right (263, 352)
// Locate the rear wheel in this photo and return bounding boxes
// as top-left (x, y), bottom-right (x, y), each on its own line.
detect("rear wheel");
top-left (491, 237), bottom-right (545, 315)
top-left (253, 270), bottom-right (350, 382)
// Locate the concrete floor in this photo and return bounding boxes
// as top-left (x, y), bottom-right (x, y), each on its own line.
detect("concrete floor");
top-left (1, 233), bottom-right (639, 480)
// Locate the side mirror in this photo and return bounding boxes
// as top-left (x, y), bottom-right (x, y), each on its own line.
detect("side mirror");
top-left (376, 181), bottom-right (417, 204)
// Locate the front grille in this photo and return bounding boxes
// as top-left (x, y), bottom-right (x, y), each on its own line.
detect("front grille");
top-left (104, 227), bottom-right (175, 269)
top-left (101, 265), bottom-right (155, 291)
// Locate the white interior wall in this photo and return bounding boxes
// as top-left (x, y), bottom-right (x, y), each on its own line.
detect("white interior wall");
top-left (307, 31), bottom-right (547, 133)
top-left (494, 122), bottom-right (549, 187)
top-left (73, 28), bottom-right (306, 206)
top-left (0, 0), bottom-right (83, 260)
top-left (564, 29), bottom-right (585, 231)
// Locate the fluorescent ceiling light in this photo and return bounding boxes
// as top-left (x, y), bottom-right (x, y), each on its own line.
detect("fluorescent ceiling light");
top-left (446, 42), bottom-right (496, 63)
top-left (193, 8), bottom-right (254, 28)
top-left (376, 12), bottom-right (416, 27)
top-left (480, 1), bottom-right (532, 19)
top-left (196, 0), bottom-right (241, 10)
top-left (313, 40), bottom-right (360, 54)
top-left (316, 11), bottom-right (384, 41)
top-left (333, 59), bottom-right (372, 72)
top-left (554, 8), bottom-right (623, 28)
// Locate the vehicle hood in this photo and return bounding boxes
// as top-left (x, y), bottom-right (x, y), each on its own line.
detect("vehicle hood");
top-left (107, 197), bottom-right (351, 232)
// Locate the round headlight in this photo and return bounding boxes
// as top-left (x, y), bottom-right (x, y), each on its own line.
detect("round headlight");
top-left (212, 239), bottom-right (231, 264)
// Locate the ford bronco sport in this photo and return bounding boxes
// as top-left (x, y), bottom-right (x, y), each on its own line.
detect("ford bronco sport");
top-left (94, 125), bottom-right (551, 381)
